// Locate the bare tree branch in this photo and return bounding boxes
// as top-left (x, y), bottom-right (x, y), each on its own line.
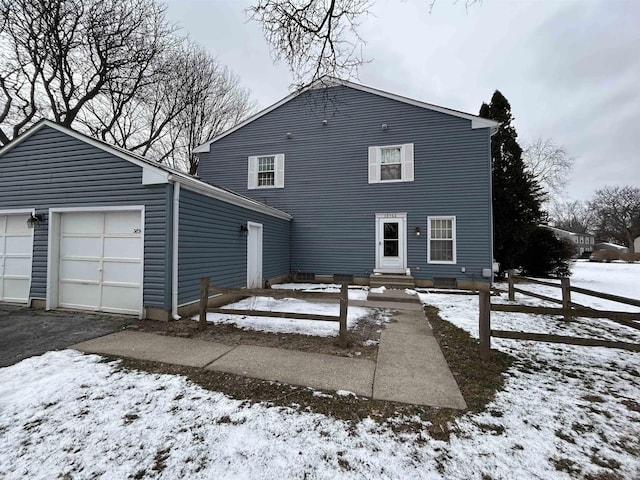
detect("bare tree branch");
top-left (589, 186), bottom-right (640, 252)
top-left (248, 0), bottom-right (372, 88)
top-left (522, 137), bottom-right (574, 199)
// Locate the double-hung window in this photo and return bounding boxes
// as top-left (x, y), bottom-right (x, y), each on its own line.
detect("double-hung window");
top-left (368, 143), bottom-right (414, 183)
top-left (248, 154), bottom-right (284, 189)
top-left (428, 216), bottom-right (456, 264)
top-left (258, 156), bottom-right (275, 187)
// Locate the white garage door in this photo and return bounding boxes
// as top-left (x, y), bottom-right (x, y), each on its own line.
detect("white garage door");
top-left (59, 210), bottom-right (142, 315)
top-left (0, 214), bottom-right (33, 303)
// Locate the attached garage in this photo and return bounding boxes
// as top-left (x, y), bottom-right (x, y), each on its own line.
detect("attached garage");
top-left (48, 209), bottom-right (144, 315)
top-left (0, 120), bottom-right (291, 319)
top-left (0, 211), bottom-right (34, 303)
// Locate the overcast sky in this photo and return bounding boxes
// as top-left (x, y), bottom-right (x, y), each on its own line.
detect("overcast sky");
top-left (164, 0), bottom-right (639, 202)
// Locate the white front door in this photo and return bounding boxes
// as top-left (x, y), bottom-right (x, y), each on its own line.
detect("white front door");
top-left (0, 213), bottom-right (33, 303)
top-left (55, 210), bottom-right (143, 315)
top-left (247, 222), bottom-right (263, 289)
top-left (375, 213), bottom-right (407, 273)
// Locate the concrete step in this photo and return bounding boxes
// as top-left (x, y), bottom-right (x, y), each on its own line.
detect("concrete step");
top-left (369, 274), bottom-right (415, 289)
top-left (367, 289), bottom-right (419, 303)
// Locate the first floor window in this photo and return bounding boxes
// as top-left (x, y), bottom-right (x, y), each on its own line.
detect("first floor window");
top-left (258, 156), bottom-right (275, 186)
top-left (428, 216), bottom-right (456, 263)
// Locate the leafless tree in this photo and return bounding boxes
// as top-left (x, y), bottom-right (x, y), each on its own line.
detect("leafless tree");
top-left (147, 47), bottom-right (255, 174)
top-left (550, 200), bottom-right (596, 234)
top-left (0, 0), bottom-right (177, 145)
top-left (522, 138), bottom-right (574, 199)
top-left (249, 0), bottom-right (482, 88)
top-left (0, 0), bottom-right (254, 174)
top-left (589, 186), bottom-right (640, 252)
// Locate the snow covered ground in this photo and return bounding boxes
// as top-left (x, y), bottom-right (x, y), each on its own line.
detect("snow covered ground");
top-left (199, 296), bottom-right (375, 337)
top-left (496, 260), bottom-right (640, 312)
top-left (1, 266), bottom-right (639, 479)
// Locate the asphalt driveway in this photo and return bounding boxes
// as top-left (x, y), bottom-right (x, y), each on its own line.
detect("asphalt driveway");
top-left (0, 304), bottom-right (133, 367)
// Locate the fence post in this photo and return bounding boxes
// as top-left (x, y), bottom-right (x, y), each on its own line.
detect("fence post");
top-left (508, 269), bottom-right (515, 301)
top-left (338, 282), bottom-right (348, 348)
top-left (561, 277), bottom-right (572, 321)
top-left (199, 276), bottom-right (210, 331)
top-left (479, 289), bottom-right (491, 361)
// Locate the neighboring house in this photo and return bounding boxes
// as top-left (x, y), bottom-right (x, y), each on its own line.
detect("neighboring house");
top-left (0, 120), bottom-right (291, 320)
top-left (635, 237), bottom-right (640, 253)
top-left (542, 225), bottom-right (595, 256)
top-left (195, 78), bottom-right (498, 289)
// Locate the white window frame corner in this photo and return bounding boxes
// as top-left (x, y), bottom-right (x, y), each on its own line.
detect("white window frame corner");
top-left (427, 215), bottom-right (457, 265)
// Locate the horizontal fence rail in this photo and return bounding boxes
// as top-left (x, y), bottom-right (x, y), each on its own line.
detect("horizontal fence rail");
top-left (198, 277), bottom-right (350, 348)
top-left (479, 271), bottom-right (639, 359)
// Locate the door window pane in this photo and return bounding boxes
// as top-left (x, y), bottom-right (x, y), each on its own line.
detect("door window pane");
top-left (383, 222), bottom-right (399, 257)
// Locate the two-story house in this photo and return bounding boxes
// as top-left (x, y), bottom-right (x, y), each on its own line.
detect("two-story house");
top-left (195, 78), bottom-right (498, 290)
top-left (0, 79), bottom-right (497, 319)
top-left (542, 225), bottom-right (595, 256)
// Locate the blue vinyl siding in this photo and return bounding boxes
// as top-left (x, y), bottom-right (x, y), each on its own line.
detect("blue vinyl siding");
top-left (177, 188), bottom-right (290, 305)
top-left (199, 85), bottom-right (493, 282)
top-left (0, 126), bottom-right (171, 308)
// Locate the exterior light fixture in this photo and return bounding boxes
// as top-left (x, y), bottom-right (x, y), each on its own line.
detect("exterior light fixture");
top-left (381, 123), bottom-right (388, 131)
top-left (239, 224), bottom-right (249, 234)
top-left (415, 226), bottom-right (421, 237)
top-left (286, 132), bottom-right (292, 139)
top-left (27, 213), bottom-right (43, 229)
top-left (322, 119), bottom-right (328, 126)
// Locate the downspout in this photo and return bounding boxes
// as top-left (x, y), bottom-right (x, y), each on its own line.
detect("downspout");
top-left (171, 181), bottom-right (180, 319)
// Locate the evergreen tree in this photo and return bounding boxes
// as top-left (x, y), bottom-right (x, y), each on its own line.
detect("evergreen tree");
top-left (480, 91), bottom-right (545, 274)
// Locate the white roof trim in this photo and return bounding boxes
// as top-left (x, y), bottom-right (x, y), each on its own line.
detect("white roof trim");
top-left (0, 120), bottom-right (292, 221)
top-left (193, 77), bottom-right (499, 152)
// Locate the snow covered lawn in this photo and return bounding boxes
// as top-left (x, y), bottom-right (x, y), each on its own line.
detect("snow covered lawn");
top-left (497, 261), bottom-right (640, 313)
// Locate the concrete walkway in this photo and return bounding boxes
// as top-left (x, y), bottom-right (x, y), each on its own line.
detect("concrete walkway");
top-left (73, 289), bottom-right (466, 409)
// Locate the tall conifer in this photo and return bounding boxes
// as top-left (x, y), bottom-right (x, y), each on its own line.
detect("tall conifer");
top-left (480, 91), bottom-right (544, 273)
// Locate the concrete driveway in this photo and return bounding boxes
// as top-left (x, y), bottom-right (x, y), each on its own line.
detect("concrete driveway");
top-left (0, 304), bottom-right (132, 367)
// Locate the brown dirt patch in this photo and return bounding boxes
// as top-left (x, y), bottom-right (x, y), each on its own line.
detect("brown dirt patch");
top-left (130, 307), bottom-right (390, 361)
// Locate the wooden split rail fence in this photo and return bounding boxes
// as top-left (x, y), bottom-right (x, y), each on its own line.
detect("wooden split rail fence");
top-left (478, 270), bottom-right (640, 360)
top-left (198, 277), bottom-right (350, 348)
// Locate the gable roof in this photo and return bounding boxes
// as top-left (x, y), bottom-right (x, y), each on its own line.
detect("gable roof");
top-left (542, 225), bottom-right (594, 237)
top-left (194, 77), bottom-right (499, 153)
top-left (0, 120), bottom-right (292, 220)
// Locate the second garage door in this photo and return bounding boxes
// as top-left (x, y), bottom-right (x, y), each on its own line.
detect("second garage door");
top-left (0, 213), bottom-right (33, 303)
top-left (59, 210), bottom-right (143, 315)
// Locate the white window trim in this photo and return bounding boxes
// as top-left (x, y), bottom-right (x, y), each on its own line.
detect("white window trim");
top-left (368, 143), bottom-right (414, 184)
top-left (248, 153), bottom-right (284, 189)
top-left (427, 215), bottom-right (457, 264)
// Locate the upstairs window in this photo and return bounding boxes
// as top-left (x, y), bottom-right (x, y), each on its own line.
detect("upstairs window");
top-left (248, 154), bottom-right (284, 189)
top-left (428, 216), bottom-right (456, 264)
top-left (368, 143), bottom-right (414, 183)
top-left (258, 156), bottom-right (275, 187)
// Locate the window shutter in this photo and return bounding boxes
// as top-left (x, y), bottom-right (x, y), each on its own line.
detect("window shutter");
top-left (248, 156), bottom-right (257, 189)
top-left (402, 143), bottom-right (414, 182)
top-left (275, 154), bottom-right (285, 188)
top-left (368, 146), bottom-right (379, 183)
